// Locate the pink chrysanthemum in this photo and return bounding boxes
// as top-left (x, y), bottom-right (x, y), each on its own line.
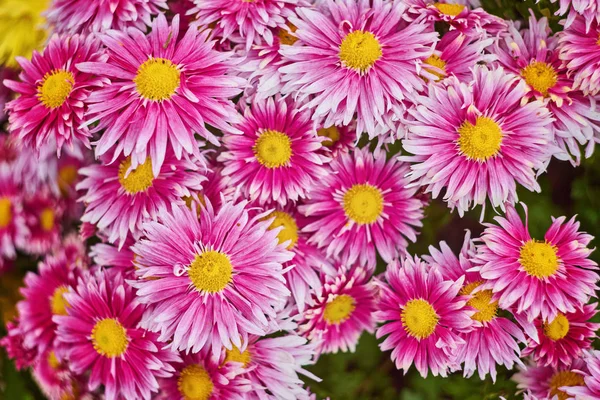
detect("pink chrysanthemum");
top-left (90, 238), bottom-right (135, 275)
top-left (78, 151), bottom-right (205, 247)
top-left (314, 122), bottom-right (357, 159)
top-left (513, 358), bottom-right (588, 400)
top-left (564, 350), bottom-right (600, 399)
top-left (280, 0), bottom-right (436, 137)
top-left (495, 13), bottom-right (600, 165)
top-left (47, 0), bottom-right (166, 34)
top-left (552, 0), bottom-right (600, 30)
top-left (222, 334), bottom-right (319, 400)
top-left (0, 165), bottom-right (27, 259)
top-left (424, 231), bottom-right (526, 381)
top-left (472, 204), bottom-right (598, 322)
top-left (403, 66), bottom-right (554, 215)
top-left (4, 34), bottom-right (105, 155)
top-left (78, 14), bottom-right (244, 176)
top-left (0, 319), bottom-right (37, 370)
top-left (219, 96), bottom-right (330, 206)
top-left (375, 256), bottom-right (473, 378)
top-left (418, 30), bottom-right (494, 83)
top-left (190, 0), bottom-right (302, 50)
top-left (17, 254), bottom-right (81, 354)
top-left (54, 269), bottom-right (179, 400)
top-left (32, 349), bottom-right (81, 400)
top-left (519, 303), bottom-right (599, 369)
top-left (300, 147), bottom-right (424, 269)
top-left (131, 200), bottom-right (293, 355)
top-left (158, 349), bottom-right (251, 400)
top-left (298, 266), bottom-right (377, 355)
top-left (21, 189), bottom-right (64, 255)
top-left (559, 15), bottom-right (600, 95)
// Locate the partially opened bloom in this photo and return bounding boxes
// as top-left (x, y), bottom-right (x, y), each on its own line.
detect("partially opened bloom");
top-left (222, 334), bottom-right (319, 400)
top-left (301, 148), bottom-right (424, 269)
top-left (220, 96), bottom-right (330, 205)
top-left (158, 350), bottom-right (251, 400)
top-left (513, 359), bottom-right (588, 400)
top-left (559, 15), bottom-right (600, 95)
top-left (520, 303), bottom-right (599, 369)
top-left (425, 232), bottom-right (526, 381)
top-left (47, 0), bottom-right (166, 34)
top-left (298, 266), bottom-right (377, 354)
top-left (0, 0), bottom-right (47, 67)
top-left (4, 34), bottom-right (105, 154)
top-left (315, 123), bottom-right (357, 158)
top-left (280, 0), bottom-right (436, 137)
top-left (0, 319), bottom-right (37, 370)
top-left (376, 256), bottom-right (473, 378)
top-left (78, 151), bottom-right (206, 247)
top-left (79, 14), bottom-right (244, 175)
top-left (190, 0), bottom-right (302, 50)
top-left (17, 254), bottom-right (81, 354)
top-left (403, 66), bottom-right (554, 215)
top-left (564, 350), bottom-right (600, 399)
top-left (0, 165), bottom-right (27, 259)
top-left (131, 200), bottom-right (293, 355)
top-left (54, 269), bottom-right (179, 400)
top-left (473, 204), bottom-right (598, 322)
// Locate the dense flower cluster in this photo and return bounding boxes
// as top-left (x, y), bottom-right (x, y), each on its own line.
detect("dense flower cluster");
top-left (0, 0), bottom-right (599, 399)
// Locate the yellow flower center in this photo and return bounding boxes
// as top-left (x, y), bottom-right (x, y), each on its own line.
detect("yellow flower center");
top-left (323, 294), bottom-right (356, 324)
top-left (37, 70), bottom-right (74, 109)
top-left (91, 318), bottom-right (129, 358)
top-left (118, 158), bottom-right (154, 194)
top-left (343, 183), bottom-right (383, 225)
top-left (224, 346), bottom-right (252, 368)
top-left (188, 250), bottom-right (233, 293)
top-left (253, 130), bottom-right (292, 168)
top-left (134, 57), bottom-right (181, 101)
top-left (50, 285), bottom-right (70, 316)
top-left (521, 61), bottom-right (558, 97)
top-left (48, 351), bottom-right (60, 369)
top-left (178, 365), bottom-right (214, 400)
top-left (457, 116), bottom-right (503, 162)
top-left (58, 165), bottom-right (78, 195)
top-left (278, 23), bottom-right (298, 46)
top-left (40, 208), bottom-right (55, 231)
top-left (422, 54), bottom-right (447, 81)
top-left (402, 299), bottom-right (439, 339)
top-left (544, 313), bottom-right (570, 341)
top-left (460, 281), bottom-right (498, 323)
top-left (339, 30), bottom-right (382, 72)
top-left (0, 197), bottom-right (12, 228)
top-left (519, 240), bottom-right (559, 279)
top-left (317, 126), bottom-right (341, 147)
top-left (434, 3), bottom-right (466, 16)
top-left (549, 371), bottom-right (585, 400)
top-left (262, 210), bottom-right (299, 249)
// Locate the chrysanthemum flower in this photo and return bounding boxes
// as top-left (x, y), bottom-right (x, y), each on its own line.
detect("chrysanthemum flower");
top-left (473, 204), bottom-right (598, 322)
top-left (520, 303), bottom-right (599, 369)
top-left (280, 0), bottom-right (436, 137)
top-left (21, 189), bottom-right (63, 255)
top-left (298, 266), bottom-right (377, 354)
top-left (47, 0), bottom-right (166, 34)
top-left (315, 123), bottom-right (357, 158)
top-left (131, 200), bottom-right (293, 355)
top-left (403, 66), bottom-right (554, 215)
top-left (17, 254), bottom-right (81, 354)
top-left (32, 349), bottom-right (79, 400)
top-left (222, 334), bottom-right (319, 399)
top-left (0, 165), bottom-right (27, 260)
top-left (78, 14), bottom-right (244, 176)
top-left (301, 148), bottom-right (424, 269)
top-left (513, 358), bottom-right (588, 400)
top-left (78, 151), bottom-right (206, 247)
top-left (158, 350), bottom-right (251, 400)
top-left (190, 0), bottom-right (302, 50)
top-left (419, 30), bottom-right (494, 83)
top-left (90, 238), bottom-right (135, 275)
top-left (559, 15), bottom-right (600, 96)
top-left (220, 96), bottom-right (330, 206)
top-left (0, 319), bottom-right (37, 370)
top-left (495, 14), bottom-right (600, 165)
top-left (564, 350), bottom-right (600, 399)
top-left (552, 0), bottom-right (600, 29)
top-left (54, 269), bottom-right (179, 400)
top-left (424, 232), bottom-right (526, 381)
top-left (0, 0), bottom-right (48, 67)
top-left (4, 34), bottom-right (105, 155)
top-left (375, 256), bottom-right (473, 378)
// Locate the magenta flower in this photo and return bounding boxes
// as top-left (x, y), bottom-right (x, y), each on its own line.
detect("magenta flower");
top-left (513, 358), bottom-right (588, 400)
top-left (0, 165), bottom-right (27, 260)
top-left (0, 319), bottom-right (37, 370)
top-left (21, 189), bottom-right (64, 255)
top-left (564, 350), bottom-right (600, 399)
top-left (4, 34), bottom-right (105, 155)
top-left (559, 15), bottom-right (600, 95)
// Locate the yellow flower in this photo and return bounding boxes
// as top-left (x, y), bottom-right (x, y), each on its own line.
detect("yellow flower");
top-left (0, 0), bottom-right (49, 67)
